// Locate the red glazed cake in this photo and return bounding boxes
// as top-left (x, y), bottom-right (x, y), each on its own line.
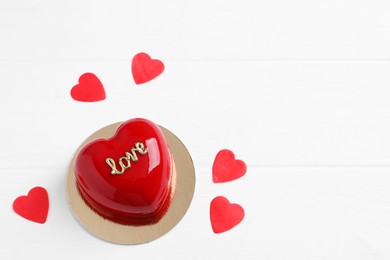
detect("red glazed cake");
top-left (74, 118), bottom-right (175, 225)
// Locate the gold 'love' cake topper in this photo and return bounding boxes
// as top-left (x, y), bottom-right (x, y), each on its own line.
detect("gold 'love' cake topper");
top-left (105, 142), bottom-right (148, 175)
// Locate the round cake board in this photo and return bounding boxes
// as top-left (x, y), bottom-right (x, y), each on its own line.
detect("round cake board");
top-left (66, 122), bottom-right (196, 244)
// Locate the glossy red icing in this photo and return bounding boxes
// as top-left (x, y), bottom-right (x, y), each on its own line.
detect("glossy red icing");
top-left (75, 118), bottom-right (173, 225)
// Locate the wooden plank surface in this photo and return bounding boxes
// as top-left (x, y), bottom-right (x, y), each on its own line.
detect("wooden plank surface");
top-left (0, 1), bottom-right (390, 259)
top-left (0, 62), bottom-right (389, 167)
top-left (0, 0), bottom-right (390, 61)
top-left (0, 167), bottom-right (389, 259)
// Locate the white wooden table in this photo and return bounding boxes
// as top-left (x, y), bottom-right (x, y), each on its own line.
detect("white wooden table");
top-left (1, 1), bottom-right (390, 259)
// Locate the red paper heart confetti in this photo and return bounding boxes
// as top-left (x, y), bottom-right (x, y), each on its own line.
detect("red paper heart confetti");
top-left (212, 149), bottom-right (247, 183)
top-left (132, 52), bottom-right (164, 84)
top-left (13, 187), bottom-right (49, 224)
top-left (70, 73), bottom-right (106, 102)
top-left (210, 196), bottom-right (245, 234)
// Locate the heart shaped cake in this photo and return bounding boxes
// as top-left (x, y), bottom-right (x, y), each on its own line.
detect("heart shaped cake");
top-left (74, 118), bottom-right (174, 225)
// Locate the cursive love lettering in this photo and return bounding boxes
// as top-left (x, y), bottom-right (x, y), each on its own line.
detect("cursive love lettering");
top-left (105, 142), bottom-right (148, 175)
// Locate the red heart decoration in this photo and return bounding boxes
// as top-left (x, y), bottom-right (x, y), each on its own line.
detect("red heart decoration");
top-left (70, 73), bottom-right (106, 102)
top-left (212, 149), bottom-right (247, 183)
top-left (132, 52), bottom-right (164, 84)
top-left (75, 118), bottom-right (173, 225)
top-left (210, 196), bottom-right (245, 234)
top-left (13, 187), bottom-right (49, 224)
